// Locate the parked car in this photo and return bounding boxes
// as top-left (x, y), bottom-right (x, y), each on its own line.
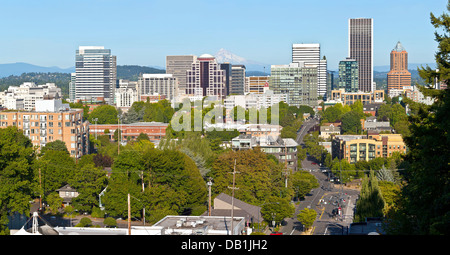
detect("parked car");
top-left (270, 231), bottom-right (283, 235)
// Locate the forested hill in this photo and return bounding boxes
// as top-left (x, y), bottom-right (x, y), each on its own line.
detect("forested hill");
top-left (0, 65), bottom-right (166, 96)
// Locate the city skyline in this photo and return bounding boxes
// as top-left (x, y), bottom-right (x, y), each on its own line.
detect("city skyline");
top-left (0, 0), bottom-right (446, 70)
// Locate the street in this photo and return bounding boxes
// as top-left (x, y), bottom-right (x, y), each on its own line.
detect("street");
top-left (280, 117), bottom-right (360, 235)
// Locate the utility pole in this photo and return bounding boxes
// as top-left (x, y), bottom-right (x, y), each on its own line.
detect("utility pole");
top-left (128, 193), bottom-right (131, 235)
top-left (207, 178), bottom-right (213, 216)
top-left (141, 171), bottom-right (145, 225)
top-left (228, 159), bottom-right (239, 235)
top-left (39, 167), bottom-right (42, 211)
top-left (117, 114), bottom-right (121, 155)
top-left (283, 142), bottom-right (289, 188)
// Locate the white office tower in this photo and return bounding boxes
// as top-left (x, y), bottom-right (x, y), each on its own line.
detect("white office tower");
top-left (75, 46), bottom-right (117, 104)
top-left (137, 73), bottom-right (178, 102)
top-left (292, 43), bottom-right (326, 97)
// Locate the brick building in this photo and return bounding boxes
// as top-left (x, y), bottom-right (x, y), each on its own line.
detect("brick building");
top-left (0, 99), bottom-right (90, 158)
top-left (90, 121), bottom-right (169, 142)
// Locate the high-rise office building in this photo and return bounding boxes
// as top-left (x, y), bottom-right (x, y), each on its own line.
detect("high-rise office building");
top-left (186, 54), bottom-right (226, 99)
top-left (74, 46), bottom-right (117, 104)
top-left (338, 58), bottom-right (359, 92)
top-left (270, 62), bottom-right (318, 108)
top-left (230, 65), bottom-right (246, 95)
top-left (137, 73), bottom-right (178, 101)
top-left (349, 18), bottom-right (373, 92)
top-left (292, 43), bottom-right (327, 97)
top-left (166, 55), bottom-right (197, 97)
top-left (219, 63), bottom-right (232, 96)
top-left (387, 41), bottom-right (411, 94)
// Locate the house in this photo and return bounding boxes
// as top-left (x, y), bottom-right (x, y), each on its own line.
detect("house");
top-left (231, 134), bottom-right (299, 170)
top-left (202, 193), bottom-right (263, 226)
top-left (56, 184), bottom-right (79, 207)
top-left (319, 124), bottom-right (341, 139)
top-left (362, 116), bottom-right (391, 132)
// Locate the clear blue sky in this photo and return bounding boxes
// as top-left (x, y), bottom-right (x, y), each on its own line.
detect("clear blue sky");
top-left (0, 0), bottom-right (447, 70)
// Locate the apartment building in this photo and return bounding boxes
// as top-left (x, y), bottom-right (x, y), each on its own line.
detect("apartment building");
top-left (332, 134), bottom-right (406, 163)
top-left (0, 99), bottom-right (89, 158)
top-left (0, 82), bottom-right (61, 111)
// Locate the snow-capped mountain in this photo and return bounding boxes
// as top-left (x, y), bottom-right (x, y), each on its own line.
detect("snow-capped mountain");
top-left (214, 48), bottom-right (269, 73)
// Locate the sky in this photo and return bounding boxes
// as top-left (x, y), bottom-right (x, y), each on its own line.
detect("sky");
top-left (0, 0), bottom-right (447, 70)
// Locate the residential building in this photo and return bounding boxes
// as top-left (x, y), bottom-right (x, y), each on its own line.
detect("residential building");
top-left (0, 99), bottom-right (90, 158)
top-left (349, 18), bottom-right (374, 92)
top-left (292, 43), bottom-right (327, 97)
top-left (230, 65), bottom-right (246, 95)
top-left (166, 55), bottom-right (197, 97)
top-left (338, 58), bottom-right (359, 92)
top-left (238, 124), bottom-right (282, 138)
top-left (270, 62), bottom-right (318, 108)
top-left (74, 46), bottom-right (117, 104)
top-left (246, 76), bottom-right (270, 94)
top-left (328, 89), bottom-right (384, 105)
top-left (138, 73), bottom-right (177, 102)
top-left (319, 124), bottom-right (341, 139)
top-left (363, 103), bottom-right (384, 116)
top-left (332, 134), bottom-right (406, 163)
top-left (232, 134), bottom-right (299, 171)
top-left (404, 85), bottom-right (435, 105)
top-left (186, 54), bottom-right (226, 100)
top-left (56, 184), bottom-right (79, 208)
top-left (387, 42), bottom-right (411, 94)
top-left (0, 82), bottom-right (61, 111)
top-left (362, 116), bottom-right (391, 132)
top-left (90, 121), bottom-right (168, 143)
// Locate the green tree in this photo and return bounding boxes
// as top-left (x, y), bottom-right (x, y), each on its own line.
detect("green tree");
top-left (389, 2), bottom-right (450, 235)
top-left (40, 140), bottom-right (69, 155)
top-left (297, 208), bottom-right (317, 230)
top-left (340, 111), bottom-right (362, 134)
top-left (89, 105), bottom-right (119, 124)
top-left (354, 170), bottom-right (385, 222)
top-left (210, 149), bottom-right (290, 205)
top-left (46, 192), bottom-right (63, 214)
top-left (291, 170), bottom-right (319, 200)
top-left (0, 126), bottom-right (36, 234)
top-left (103, 217), bottom-right (117, 228)
top-left (260, 196), bottom-right (295, 226)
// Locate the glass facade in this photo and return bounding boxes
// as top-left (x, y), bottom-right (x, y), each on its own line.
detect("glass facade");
top-left (75, 46), bottom-right (117, 104)
top-left (270, 63), bottom-right (318, 108)
top-left (338, 58), bottom-right (358, 92)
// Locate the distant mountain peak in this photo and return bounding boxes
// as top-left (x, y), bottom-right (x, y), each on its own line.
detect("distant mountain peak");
top-left (215, 48), bottom-right (247, 64)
